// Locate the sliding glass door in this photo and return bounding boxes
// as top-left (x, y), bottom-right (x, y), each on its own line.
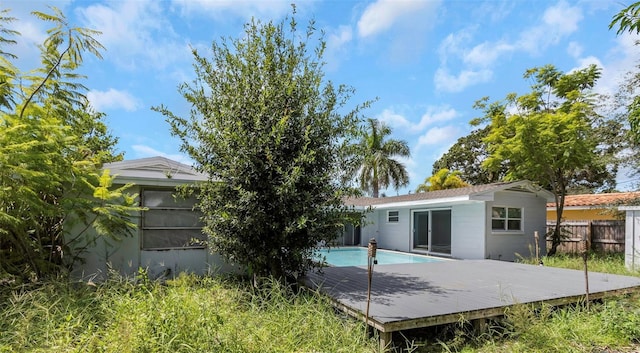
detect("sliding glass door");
top-left (412, 209), bottom-right (451, 254)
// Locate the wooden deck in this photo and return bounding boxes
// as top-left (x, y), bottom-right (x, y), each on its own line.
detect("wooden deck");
top-left (304, 260), bottom-right (640, 348)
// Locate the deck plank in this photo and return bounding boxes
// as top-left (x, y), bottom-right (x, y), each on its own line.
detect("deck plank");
top-left (304, 260), bottom-right (640, 333)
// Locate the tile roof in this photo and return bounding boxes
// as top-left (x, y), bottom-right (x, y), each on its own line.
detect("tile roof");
top-left (547, 192), bottom-right (640, 208)
top-left (345, 181), bottom-right (551, 208)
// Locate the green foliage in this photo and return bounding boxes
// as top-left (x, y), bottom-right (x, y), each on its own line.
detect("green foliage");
top-left (351, 118), bottom-right (411, 198)
top-left (472, 65), bottom-right (614, 256)
top-left (610, 3), bottom-right (640, 175)
top-left (432, 126), bottom-right (507, 185)
top-left (154, 12), bottom-right (369, 280)
top-left (0, 273), bottom-right (377, 352)
top-left (610, 1), bottom-right (640, 35)
top-left (0, 8), bottom-right (137, 281)
top-left (416, 168), bottom-right (469, 193)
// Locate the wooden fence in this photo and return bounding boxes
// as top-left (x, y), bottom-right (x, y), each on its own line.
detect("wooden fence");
top-left (545, 220), bottom-right (625, 253)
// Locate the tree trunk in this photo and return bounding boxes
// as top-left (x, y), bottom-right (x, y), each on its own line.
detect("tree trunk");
top-left (548, 178), bottom-right (566, 256)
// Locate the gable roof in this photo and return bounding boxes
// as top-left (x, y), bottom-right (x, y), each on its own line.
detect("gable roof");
top-left (547, 191), bottom-right (640, 209)
top-left (103, 156), bottom-right (206, 185)
top-left (346, 180), bottom-right (554, 209)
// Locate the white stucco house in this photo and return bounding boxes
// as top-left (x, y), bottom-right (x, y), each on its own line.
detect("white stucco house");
top-left (341, 181), bottom-right (554, 261)
top-left (70, 156), bottom-right (238, 280)
top-left (71, 157), bottom-right (554, 280)
top-left (620, 206), bottom-right (640, 271)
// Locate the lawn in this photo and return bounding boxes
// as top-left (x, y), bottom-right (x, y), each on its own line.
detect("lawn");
top-left (1, 254), bottom-right (639, 353)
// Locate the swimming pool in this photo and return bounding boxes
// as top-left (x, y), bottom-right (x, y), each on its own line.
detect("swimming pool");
top-left (316, 247), bottom-right (445, 267)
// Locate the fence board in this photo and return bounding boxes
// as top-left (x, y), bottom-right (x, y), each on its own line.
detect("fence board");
top-left (546, 220), bottom-right (625, 254)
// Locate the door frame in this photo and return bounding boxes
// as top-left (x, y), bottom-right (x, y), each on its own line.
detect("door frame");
top-left (410, 208), bottom-right (452, 256)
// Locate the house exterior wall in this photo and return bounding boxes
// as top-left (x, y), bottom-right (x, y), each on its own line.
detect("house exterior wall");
top-left (624, 207), bottom-right (640, 270)
top-left (485, 191), bottom-right (548, 261)
top-left (359, 211), bottom-right (379, 247)
top-left (374, 208), bottom-right (412, 251)
top-left (363, 201), bottom-right (487, 259)
top-left (361, 191), bottom-right (547, 262)
top-left (69, 184), bottom-right (239, 281)
top-left (450, 203), bottom-right (486, 260)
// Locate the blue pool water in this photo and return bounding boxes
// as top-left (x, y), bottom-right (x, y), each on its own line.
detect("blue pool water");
top-left (316, 247), bottom-right (444, 267)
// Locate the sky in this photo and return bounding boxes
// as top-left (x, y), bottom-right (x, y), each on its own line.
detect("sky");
top-left (6, 0), bottom-right (640, 195)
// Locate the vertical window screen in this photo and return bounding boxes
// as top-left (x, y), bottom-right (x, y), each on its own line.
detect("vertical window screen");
top-left (491, 207), bottom-right (522, 231)
top-left (141, 189), bottom-right (206, 249)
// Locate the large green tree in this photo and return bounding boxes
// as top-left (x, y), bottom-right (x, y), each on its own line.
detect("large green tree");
top-left (610, 2), bottom-right (640, 178)
top-left (0, 8), bottom-right (138, 281)
top-left (432, 126), bottom-right (507, 185)
top-left (416, 168), bottom-right (468, 192)
top-left (154, 13), bottom-right (368, 281)
top-left (473, 64), bottom-right (613, 256)
top-left (351, 118), bottom-right (410, 198)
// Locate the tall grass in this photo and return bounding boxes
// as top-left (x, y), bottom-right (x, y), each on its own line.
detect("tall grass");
top-left (3, 254), bottom-right (639, 353)
top-left (0, 273), bottom-right (377, 352)
top-left (420, 253), bottom-right (640, 353)
top-left (533, 253), bottom-right (638, 276)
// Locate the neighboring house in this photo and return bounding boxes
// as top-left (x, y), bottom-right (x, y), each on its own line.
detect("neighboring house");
top-left (620, 206), bottom-right (640, 270)
top-left (344, 181), bottom-right (554, 261)
top-left (547, 192), bottom-right (640, 221)
top-left (69, 156), bottom-right (238, 280)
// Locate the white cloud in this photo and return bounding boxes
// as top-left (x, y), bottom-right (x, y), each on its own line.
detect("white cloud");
top-left (415, 107), bottom-right (458, 130)
top-left (435, 1), bottom-right (584, 94)
top-left (463, 41), bottom-right (514, 68)
top-left (567, 41), bottom-right (583, 58)
top-left (324, 25), bottom-right (353, 70)
top-left (378, 109), bottom-right (412, 129)
top-left (417, 125), bottom-right (459, 147)
top-left (357, 0), bottom-right (436, 38)
top-left (327, 25), bottom-right (353, 50)
top-left (543, 1), bottom-right (582, 34)
top-left (87, 89), bottom-right (141, 112)
top-left (77, 1), bottom-right (189, 71)
top-left (171, 0), bottom-right (292, 20)
top-left (589, 32), bottom-right (640, 98)
top-left (437, 30), bottom-right (473, 65)
top-left (434, 67), bottom-right (492, 93)
top-left (378, 106), bottom-right (458, 132)
top-left (132, 145), bottom-right (192, 164)
top-left (516, 1), bottom-right (582, 54)
top-left (472, 1), bottom-right (515, 23)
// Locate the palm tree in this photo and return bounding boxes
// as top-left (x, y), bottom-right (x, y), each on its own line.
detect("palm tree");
top-left (416, 168), bottom-right (468, 192)
top-left (353, 118), bottom-right (410, 198)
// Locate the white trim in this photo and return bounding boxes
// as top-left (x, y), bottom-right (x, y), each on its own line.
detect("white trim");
top-left (371, 196), bottom-right (472, 210)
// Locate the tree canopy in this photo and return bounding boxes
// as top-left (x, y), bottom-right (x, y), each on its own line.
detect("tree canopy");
top-left (350, 118), bottom-right (410, 198)
top-left (610, 1), bottom-right (640, 179)
top-left (416, 168), bottom-right (468, 192)
top-left (472, 64), bottom-right (612, 255)
top-left (154, 12), bottom-right (369, 281)
top-left (0, 8), bottom-right (139, 281)
top-left (432, 126), bottom-right (507, 185)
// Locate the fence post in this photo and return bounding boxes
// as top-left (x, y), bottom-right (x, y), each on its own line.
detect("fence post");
top-left (588, 220), bottom-right (593, 251)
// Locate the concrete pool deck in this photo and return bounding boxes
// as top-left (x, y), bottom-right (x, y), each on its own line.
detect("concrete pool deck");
top-left (303, 260), bottom-right (640, 349)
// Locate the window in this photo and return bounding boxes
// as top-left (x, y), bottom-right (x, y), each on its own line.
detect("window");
top-left (141, 189), bottom-right (206, 250)
top-left (491, 207), bottom-right (522, 231)
top-left (387, 210), bottom-right (399, 223)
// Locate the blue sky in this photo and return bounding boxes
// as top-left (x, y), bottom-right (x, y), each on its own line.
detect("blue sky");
top-left (7, 0), bottom-right (640, 195)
